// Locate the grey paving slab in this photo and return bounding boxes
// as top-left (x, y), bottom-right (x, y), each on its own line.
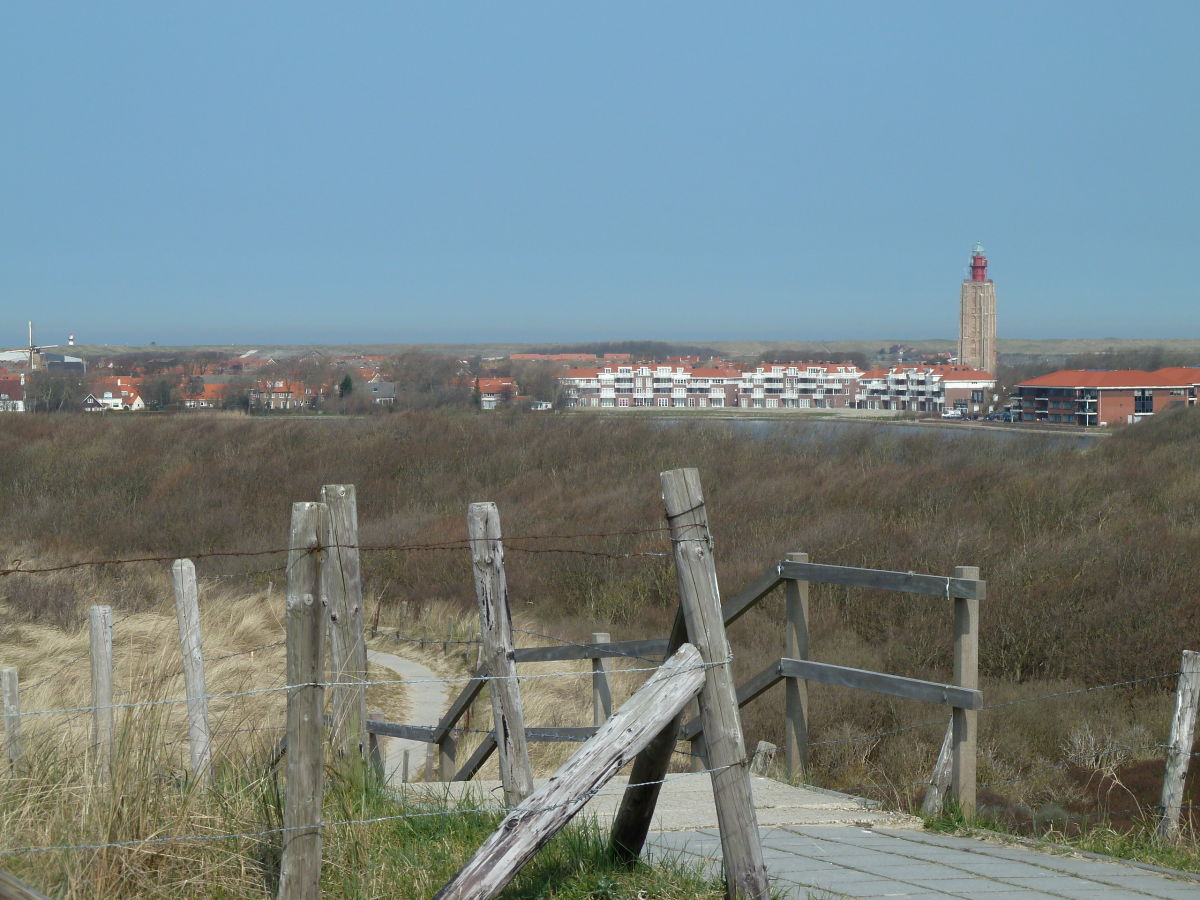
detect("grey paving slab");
top-left (646, 824), bottom-right (1200, 899)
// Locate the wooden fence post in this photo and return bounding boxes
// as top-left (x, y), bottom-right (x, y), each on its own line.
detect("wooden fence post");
top-left (277, 502), bottom-right (327, 900)
top-left (467, 502), bottom-right (533, 806)
top-left (660, 468), bottom-right (769, 899)
top-left (368, 711), bottom-right (385, 782)
top-left (610, 608), bottom-right (688, 861)
top-left (2, 669), bottom-right (19, 771)
top-left (89, 605), bottom-right (113, 784)
top-left (171, 559), bottom-right (213, 787)
top-left (783, 551), bottom-right (810, 781)
top-left (1159, 649), bottom-right (1200, 840)
top-left (921, 718), bottom-right (954, 817)
top-left (592, 632), bottom-right (612, 727)
top-left (951, 565), bottom-right (980, 814)
top-left (320, 484), bottom-right (368, 763)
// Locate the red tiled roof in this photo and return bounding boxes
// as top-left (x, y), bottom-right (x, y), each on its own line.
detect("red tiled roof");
top-left (1018, 368), bottom-right (1200, 389)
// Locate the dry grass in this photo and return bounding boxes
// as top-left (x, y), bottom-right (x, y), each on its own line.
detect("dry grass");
top-left (2, 404), bottom-right (1200, 872)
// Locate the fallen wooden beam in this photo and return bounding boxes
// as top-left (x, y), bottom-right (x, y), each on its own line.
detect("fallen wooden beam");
top-left (434, 643), bottom-right (707, 900)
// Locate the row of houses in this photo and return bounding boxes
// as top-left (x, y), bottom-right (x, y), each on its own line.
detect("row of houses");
top-left (558, 362), bottom-right (998, 414)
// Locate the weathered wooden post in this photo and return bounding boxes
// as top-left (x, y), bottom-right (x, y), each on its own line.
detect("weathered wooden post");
top-left (320, 484), bottom-right (368, 763)
top-left (951, 565), bottom-right (980, 814)
top-left (467, 502), bottom-right (533, 805)
top-left (1, 669), bottom-right (19, 771)
top-left (783, 551), bottom-right (810, 781)
top-left (591, 631), bottom-right (612, 727)
top-left (277, 502), bottom-right (327, 900)
top-left (368, 711), bottom-right (385, 782)
top-left (89, 605), bottom-right (113, 783)
top-left (1159, 649), bottom-right (1200, 840)
top-left (434, 644), bottom-right (708, 900)
top-left (172, 559), bottom-right (213, 787)
top-left (663, 469), bottom-right (769, 898)
top-left (921, 718), bottom-right (954, 817)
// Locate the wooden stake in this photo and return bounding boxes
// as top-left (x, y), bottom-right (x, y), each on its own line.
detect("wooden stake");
top-left (277, 502), bottom-right (326, 900)
top-left (659, 468), bottom-right (769, 899)
top-left (591, 631), bottom-right (612, 726)
top-left (89, 605), bottom-right (113, 784)
top-left (171, 559), bottom-right (213, 787)
top-left (434, 644), bottom-right (707, 900)
top-left (467, 502), bottom-right (533, 806)
top-left (1160, 649), bottom-right (1200, 840)
top-left (783, 551), bottom-right (809, 781)
top-left (951, 565), bottom-right (980, 814)
top-left (1, 669), bottom-right (19, 771)
top-left (321, 484), bottom-right (368, 762)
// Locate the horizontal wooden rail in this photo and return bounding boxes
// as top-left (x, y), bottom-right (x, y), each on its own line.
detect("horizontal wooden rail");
top-left (363, 720), bottom-right (437, 742)
top-left (513, 639), bottom-right (669, 664)
top-left (779, 658), bottom-right (982, 709)
top-left (778, 560), bottom-right (983, 600)
top-left (680, 662), bottom-right (783, 741)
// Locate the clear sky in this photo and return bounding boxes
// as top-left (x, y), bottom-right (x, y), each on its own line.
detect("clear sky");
top-left (3, 2), bottom-right (1197, 347)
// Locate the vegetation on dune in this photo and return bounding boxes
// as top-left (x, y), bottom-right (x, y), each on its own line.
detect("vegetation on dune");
top-left (1, 406), bottom-right (1199, 881)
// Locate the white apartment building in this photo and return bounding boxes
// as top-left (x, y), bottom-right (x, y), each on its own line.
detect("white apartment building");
top-left (559, 363), bottom-right (863, 409)
top-left (854, 365), bottom-right (996, 414)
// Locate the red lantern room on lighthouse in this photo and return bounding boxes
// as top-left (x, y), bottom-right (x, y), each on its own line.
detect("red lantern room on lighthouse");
top-left (969, 242), bottom-right (989, 282)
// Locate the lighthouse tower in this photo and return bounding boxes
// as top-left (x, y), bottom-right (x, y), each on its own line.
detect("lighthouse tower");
top-left (958, 242), bottom-right (997, 376)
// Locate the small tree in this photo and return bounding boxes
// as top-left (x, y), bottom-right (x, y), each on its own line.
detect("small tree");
top-left (338, 374), bottom-right (354, 399)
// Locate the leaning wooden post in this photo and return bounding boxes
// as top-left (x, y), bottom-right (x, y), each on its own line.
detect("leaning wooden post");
top-left (435, 644), bottom-right (707, 900)
top-left (320, 484), bottom-right (368, 762)
top-left (950, 565), bottom-right (980, 814)
top-left (89, 605), bottom-right (114, 783)
top-left (783, 551), bottom-right (810, 781)
top-left (1, 669), bottom-right (20, 770)
top-left (661, 468), bottom-right (768, 899)
top-left (592, 631), bottom-right (612, 727)
top-left (467, 502), bottom-right (533, 805)
top-left (172, 559), bottom-right (213, 787)
top-left (1159, 649), bottom-right (1200, 840)
top-left (277, 502), bottom-right (327, 900)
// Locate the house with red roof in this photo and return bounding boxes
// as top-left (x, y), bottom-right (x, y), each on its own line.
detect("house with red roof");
top-left (477, 377), bottom-right (518, 410)
top-left (248, 378), bottom-right (322, 411)
top-left (1016, 368), bottom-right (1200, 426)
top-left (83, 376), bottom-right (145, 411)
top-left (0, 375), bottom-right (26, 412)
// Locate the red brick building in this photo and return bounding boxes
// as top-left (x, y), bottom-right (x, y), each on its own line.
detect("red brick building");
top-left (1017, 368), bottom-right (1200, 426)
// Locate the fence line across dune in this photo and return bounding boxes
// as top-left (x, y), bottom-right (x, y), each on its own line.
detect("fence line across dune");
top-left (2, 478), bottom-right (1199, 898)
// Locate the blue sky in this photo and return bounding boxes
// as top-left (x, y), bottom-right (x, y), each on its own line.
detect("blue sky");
top-left (3, 2), bottom-right (1197, 346)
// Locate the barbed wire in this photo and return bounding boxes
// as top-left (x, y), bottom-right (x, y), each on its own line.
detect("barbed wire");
top-left (0, 528), bottom-right (676, 579)
top-left (11, 657), bottom-right (725, 721)
top-left (0, 759), bottom-right (743, 858)
top-left (978, 744), bottom-right (1169, 789)
top-left (979, 672), bottom-right (1181, 710)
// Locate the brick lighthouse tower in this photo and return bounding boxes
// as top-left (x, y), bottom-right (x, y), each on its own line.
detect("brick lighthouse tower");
top-left (958, 242), bottom-right (997, 376)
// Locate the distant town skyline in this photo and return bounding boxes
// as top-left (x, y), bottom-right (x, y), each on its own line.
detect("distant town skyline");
top-left (4, 2), bottom-right (1198, 347)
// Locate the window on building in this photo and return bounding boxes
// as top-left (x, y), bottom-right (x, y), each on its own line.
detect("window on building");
top-left (1134, 390), bottom-right (1154, 413)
